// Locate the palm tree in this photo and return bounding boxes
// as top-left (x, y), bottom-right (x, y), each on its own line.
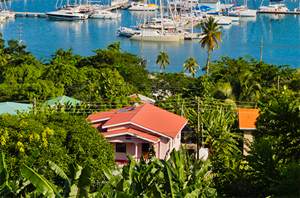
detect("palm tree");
top-left (156, 51), bottom-right (170, 73)
top-left (182, 57), bottom-right (200, 77)
top-left (199, 16), bottom-right (223, 77)
top-left (216, 69), bottom-right (262, 103)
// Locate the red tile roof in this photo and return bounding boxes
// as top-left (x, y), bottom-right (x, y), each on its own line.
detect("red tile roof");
top-left (238, 109), bottom-right (260, 130)
top-left (88, 103), bottom-right (188, 138)
top-left (101, 128), bottom-right (160, 143)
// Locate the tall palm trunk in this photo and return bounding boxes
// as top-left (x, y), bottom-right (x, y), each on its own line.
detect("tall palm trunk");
top-left (159, 65), bottom-right (162, 73)
top-left (206, 49), bottom-right (211, 77)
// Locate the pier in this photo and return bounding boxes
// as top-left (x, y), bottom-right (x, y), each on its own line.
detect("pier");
top-left (12, 12), bottom-right (47, 17)
top-left (257, 10), bottom-right (300, 15)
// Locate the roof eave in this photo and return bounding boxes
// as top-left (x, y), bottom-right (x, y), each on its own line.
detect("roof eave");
top-left (90, 117), bottom-right (111, 123)
top-left (240, 128), bottom-right (257, 130)
top-left (104, 132), bottom-right (159, 143)
top-left (103, 121), bottom-right (173, 139)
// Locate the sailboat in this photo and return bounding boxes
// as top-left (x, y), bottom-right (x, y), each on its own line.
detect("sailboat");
top-left (130, 0), bottom-right (180, 41)
top-left (227, 5), bottom-right (257, 17)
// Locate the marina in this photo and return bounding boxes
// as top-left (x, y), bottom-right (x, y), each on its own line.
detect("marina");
top-left (0, 0), bottom-right (299, 74)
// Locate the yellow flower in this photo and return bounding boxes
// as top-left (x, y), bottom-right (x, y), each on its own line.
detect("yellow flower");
top-left (44, 127), bottom-right (54, 136)
top-left (16, 141), bottom-right (24, 147)
top-left (1, 136), bottom-right (6, 146)
top-left (42, 138), bottom-right (48, 147)
top-left (19, 147), bottom-right (25, 152)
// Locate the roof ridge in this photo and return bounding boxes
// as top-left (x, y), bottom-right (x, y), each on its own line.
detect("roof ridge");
top-left (130, 103), bottom-right (148, 122)
top-left (60, 95), bottom-right (65, 104)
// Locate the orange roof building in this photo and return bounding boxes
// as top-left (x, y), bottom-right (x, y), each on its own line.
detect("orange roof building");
top-left (238, 108), bottom-right (260, 130)
top-left (238, 108), bottom-right (260, 155)
top-left (88, 103), bottom-right (188, 161)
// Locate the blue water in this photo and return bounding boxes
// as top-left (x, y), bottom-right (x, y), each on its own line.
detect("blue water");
top-left (1, 0), bottom-right (299, 74)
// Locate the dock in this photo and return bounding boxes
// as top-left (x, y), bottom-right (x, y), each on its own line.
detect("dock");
top-left (257, 10), bottom-right (300, 15)
top-left (12, 12), bottom-right (47, 17)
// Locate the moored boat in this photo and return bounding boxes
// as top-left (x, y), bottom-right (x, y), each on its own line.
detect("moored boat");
top-left (127, 2), bottom-right (159, 11)
top-left (90, 10), bottom-right (121, 19)
top-left (46, 8), bottom-right (89, 20)
top-left (258, 0), bottom-right (289, 12)
top-left (130, 29), bottom-right (180, 42)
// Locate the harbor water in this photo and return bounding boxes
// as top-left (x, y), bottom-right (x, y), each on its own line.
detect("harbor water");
top-left (1, 0), bottom-right (300, 75)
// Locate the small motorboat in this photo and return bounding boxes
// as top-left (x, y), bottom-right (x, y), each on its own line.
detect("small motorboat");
top-left (90, 10), bottom-right (121, 19)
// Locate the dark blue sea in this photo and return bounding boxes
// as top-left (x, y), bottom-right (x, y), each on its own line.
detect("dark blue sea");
top-left (1, 0), bottom-right (299, 74)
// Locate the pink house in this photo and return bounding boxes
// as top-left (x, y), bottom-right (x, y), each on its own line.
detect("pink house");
top-left (87, 103), bottom-right (188, 161)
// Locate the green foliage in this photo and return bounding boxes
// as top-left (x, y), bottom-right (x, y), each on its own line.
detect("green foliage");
top-left (210, 55), bottom-right (296, 104)
top-left (0, 112), bottom-right (115, 190)
top-left (98, 148), bottom-right (216, 197)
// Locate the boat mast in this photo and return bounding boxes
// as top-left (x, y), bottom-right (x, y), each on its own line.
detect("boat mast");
top-left (160, 0), bottom-right (163, 32)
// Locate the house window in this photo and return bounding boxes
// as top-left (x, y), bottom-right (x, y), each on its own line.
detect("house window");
top-left (125, 135), bottom-right (131, 140)
top-left (116, 143), bottom-right (126, 153)
top-left (142, 143), bottom-right (150, 155)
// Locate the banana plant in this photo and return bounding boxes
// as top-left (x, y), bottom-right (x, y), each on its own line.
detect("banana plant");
top-left (48, 161), bottom-right (92, 198)
top-left (0, 149), bottom-right (57, 197)
top-left (161, 147), bottom-right (216, 197)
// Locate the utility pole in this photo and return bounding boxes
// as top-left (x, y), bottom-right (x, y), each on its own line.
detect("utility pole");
top-left (145, 55), bottom-right (148, 70)
top-left (197, 97), bottom-right (200, 160)
top-left (260, 36), bottom-right (263, 61)
top-left (33, 97), bottom-right (36, 115)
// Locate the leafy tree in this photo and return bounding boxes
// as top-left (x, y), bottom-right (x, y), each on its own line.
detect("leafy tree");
top-left (156, 51), bottom-right (170, 73)
top-left (199, 16), bottom-right (223, 76)
top-left (182, 56), bottom-right (200, 78)
top-left (0, 112), bottom-right (115, 189)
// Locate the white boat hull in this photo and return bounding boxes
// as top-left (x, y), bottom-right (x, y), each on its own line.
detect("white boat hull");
top-left (46, 10), bottom-right (88, 20)
top-left (228, 9), bottom-right (257, 17)
top-left (130, 34), bottom-right (180, 42)
top-left (258, 4), bottom-right (289, 12)
top-left (90, 11), bottom-right (121, 19)
top-left (0, 11), bottom-right (15, 18)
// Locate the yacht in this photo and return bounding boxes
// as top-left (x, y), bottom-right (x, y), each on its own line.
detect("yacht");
top-left (209, 15), bottom-right (232, 25)
top-left (116, 26), bottom-right (141, 37)
top-left (227, 5), bottom-right (257, 17)
top-left (46, 7), bottom-right (89, 20)
top-left (128, 2), bottom-right (159, 11)
top-left (258, 0), bottom-right (289, 12)
top-left (90, 10), bottom-right (121, 19)
top-left (130, 29), bottom-right (180, 42)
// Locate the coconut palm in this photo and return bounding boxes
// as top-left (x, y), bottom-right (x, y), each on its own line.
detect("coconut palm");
top-left (216, 69), bottom-right (262, 103)
top-left (199, 16), bottom-right (223, 77)
top-left (156, 51), bottom-right (170, 73)
top-left (182, 57), bottom-right (200, 77)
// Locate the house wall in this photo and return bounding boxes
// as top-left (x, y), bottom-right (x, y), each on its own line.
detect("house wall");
top-left (108, 136), bottom-right (155, 161)
top-left (243, 130), bottom-right (254, 155)
top-left (99, 123), bottom-right (183, 160)
top-left (174, 132), bottom-right (181, 150)
top-left (160, 137), bottom-right (171, 159)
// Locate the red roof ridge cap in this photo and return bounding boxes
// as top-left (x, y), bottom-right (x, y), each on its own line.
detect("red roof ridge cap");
top-left (130, 103), bottom-right (148, 122)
